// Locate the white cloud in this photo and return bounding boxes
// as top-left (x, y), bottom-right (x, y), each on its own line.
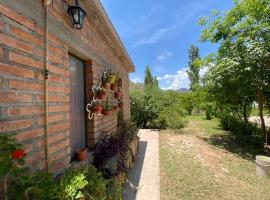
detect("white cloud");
top-left (133, 26), bottom-right (173, 47)
top-left (157, 51), bottom-right (173, 61)
top-left (158, 68), bottom-right (190, 90)
top-left (129, 73), bottom-right (143, 83)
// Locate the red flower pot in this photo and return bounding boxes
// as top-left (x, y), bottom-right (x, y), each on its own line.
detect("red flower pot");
top-left (11, 149), bottom-right (25, 160)
top-left (96, 90), bottom-right (106, 100)
top-left (114, 91), bottom-right (122, 99)
top-left (110, 83), bottom-right (117, 92)
top-left (92, 104), bottom-right (102, 114)
top-left (102, 109), bottom-right (112, 116)
top-left (102, 82), bottom-right (110, 90)
top-left (76, 148), bottom-right (88, 161)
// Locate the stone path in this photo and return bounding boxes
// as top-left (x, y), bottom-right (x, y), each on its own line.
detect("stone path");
top-left (123, 129), bottom-right (160, 200)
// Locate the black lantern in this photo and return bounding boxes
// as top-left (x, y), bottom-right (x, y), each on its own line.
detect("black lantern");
top-left (67, 0), bottom-right (86, 30)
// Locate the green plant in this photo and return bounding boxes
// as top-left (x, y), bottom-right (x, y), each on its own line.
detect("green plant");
top-left (57, 168), bottom-right (88, 200)
top-left (84, 165), bottom-right (110, 200)
top-left (103, 99), bottom-right (112, 111)
top-left (0, 135), bottom-right (27, 199)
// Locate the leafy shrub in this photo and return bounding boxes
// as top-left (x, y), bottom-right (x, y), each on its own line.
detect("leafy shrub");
top-left (94, 121), bottom-right (138, 177)
top-left (219, 115), bottom-right (261, 135)
top-left (149, 106), bottom-right (187, 130)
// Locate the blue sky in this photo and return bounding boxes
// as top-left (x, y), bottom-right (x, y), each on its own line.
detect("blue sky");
top-left (101, 0), bottom-right (233, 90)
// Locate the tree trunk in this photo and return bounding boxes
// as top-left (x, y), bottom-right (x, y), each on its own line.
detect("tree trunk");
top-left (243, 104), bottom-right (249, 124)
top-left (257, 90), bottom-right (268, 145)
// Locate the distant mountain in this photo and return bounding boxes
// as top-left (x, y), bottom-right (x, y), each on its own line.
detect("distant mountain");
top-left (177, 88), bottom-right (190, 93)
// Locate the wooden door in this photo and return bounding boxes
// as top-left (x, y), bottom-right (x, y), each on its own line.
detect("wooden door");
top-left (69, 54), bottom-right (86, 160)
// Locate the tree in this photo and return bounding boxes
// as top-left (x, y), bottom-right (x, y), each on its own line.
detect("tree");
top-left (187, 45), bottom-right (201, 90)
top-left (200, 0), bottom-right (270, 143)
top-left (144, 66), bottom-right (154, 86)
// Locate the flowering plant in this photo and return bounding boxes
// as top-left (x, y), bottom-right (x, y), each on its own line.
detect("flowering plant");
top-left (0, 135), bottom-right (26, 198)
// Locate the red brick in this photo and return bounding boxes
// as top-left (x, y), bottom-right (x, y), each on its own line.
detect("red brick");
top-left (48, 84), bottom-right (69, 94)
top-left (49, 132), bottom-right (66, 144)
top-left (9, 52), bottom-right (43, 69)
top-left (0, 92), bottom-right (33, 103)
top-left (49, 54), bottom-right (63, 65)
top-left (0, 119), bottom-right (33, 132)
top-left (35, 138), bottom-right (45, 149)
top-left (63, 96), bottom-right (70, 103)
top-left (24, 143), bottom-right (34, 153)
top-left (8, 106), bottom-right (44, 117)
top-left (15, 128), bottom-right (44, 141)
top-left (48, 44), bottom-right (65, 57)
top-left (0, 4), bottom-right (35, 30)
top-left (0, 62), bottom-right (34, 78)
top-left (0, 78), bottom-right (2, 89)
top-left (9, 80), bottom-right (43, 91)
top-left (0, 47), bottom-right (3, 61)
top-left (10, 26), bottom-right (44, 47)
top-left (48, 64), bottom-right (70, 77)
top-left (37, 113), bottom-right (65, 126)
top-left (26, 151), bottom-right (46, 165)
top-left (36, 94), bottom-right (63, 103)
top-left (48, 121), bottom-right (70, 135)
top-left (0, 33), bottom-right (33, 54)
top-left (49, 105), bottom-right (69, 113)
top-left (48, 139), bottom-right (69, 155)
top-left (49, 75), bottom-right (70, 85)
top-left (49, 158), bottom-right (68, 173)
top-left (49, 150), bottom-right (66, 163)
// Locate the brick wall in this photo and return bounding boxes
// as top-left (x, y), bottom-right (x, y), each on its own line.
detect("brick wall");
top-left (0, 0), bottom-right (132, 173)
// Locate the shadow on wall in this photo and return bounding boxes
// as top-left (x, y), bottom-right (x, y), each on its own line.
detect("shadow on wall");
top-left (122, 141), bottom-right (148, 200)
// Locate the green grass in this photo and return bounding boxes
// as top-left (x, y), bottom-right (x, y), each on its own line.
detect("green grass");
top-left (160, 115), bottom-right (270, 200)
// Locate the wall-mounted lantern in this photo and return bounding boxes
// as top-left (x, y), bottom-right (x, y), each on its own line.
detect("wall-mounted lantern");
top-left (67, 0), bottom-right (86, 29)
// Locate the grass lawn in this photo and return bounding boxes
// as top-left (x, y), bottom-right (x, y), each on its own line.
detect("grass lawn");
top-left (160, 115), bottom-right (270, 200)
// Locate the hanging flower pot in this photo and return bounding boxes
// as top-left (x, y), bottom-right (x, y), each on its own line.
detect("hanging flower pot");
top-left (96, 90), bottom-right (106, 100)
top-left (114, 91), bottom-right (122, 99)
top-left (92, 104), bottom-right (103, 114)
top-left (102, 82), bottom-right (110, 90)
top-left (110, 83), bottom-right (117, 92)
top-left (117, 78), bottom-right (122, 87)
top-left (108, 74), bottom-right (117, 84)
top-left (76, 148), bottom-right (88, 161)
top-left (102, 109), bottom-right (113, 116)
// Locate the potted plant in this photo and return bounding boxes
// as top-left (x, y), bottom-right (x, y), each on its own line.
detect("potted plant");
top-left (108, 71), bottom-right (118, 84)
top-left (76, 148), bottom-right (88, 161)
top-left (101, 72), bottom-right (110, 90)
top-left (114, 90), bottom-right (122, 99)
top-left (92, 101), bottom-right (103, 114)
top-left (96, 87), bottom-right (106, 100)
top-left (102, 100), bottom-right (112, 116)
top-left (110, 83), bottom-right (117, 92)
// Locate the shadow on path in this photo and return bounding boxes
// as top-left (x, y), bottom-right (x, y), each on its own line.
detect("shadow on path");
top-left (123, 141), bottom-right (147, 200)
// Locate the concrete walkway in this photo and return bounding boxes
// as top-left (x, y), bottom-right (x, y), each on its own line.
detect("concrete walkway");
top-left (123, 129), bottom-right (160, 200)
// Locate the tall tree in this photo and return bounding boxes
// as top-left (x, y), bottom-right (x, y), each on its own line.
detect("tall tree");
top-left (187, 45), bottom-right (201, 90)
top-left (200, 0), bottom-right (270, 143)
top-left (144, 66), bottom-right (153, 87)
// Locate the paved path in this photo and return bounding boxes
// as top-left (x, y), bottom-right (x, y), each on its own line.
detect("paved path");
top-left (123, 129), bottom-right (160, 200)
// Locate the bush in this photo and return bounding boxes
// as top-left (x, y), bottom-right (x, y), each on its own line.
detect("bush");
top-left (149, 106), bottom-right (187, 130)
top-left (219, 115), bottom-right (261, 135)
top-left (7, 165), bottom-right (120, 200)
top-left (94, 121), bottom-right (138, 178)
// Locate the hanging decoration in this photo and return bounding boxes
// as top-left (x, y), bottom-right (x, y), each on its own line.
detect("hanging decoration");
top-left (86, 68), bottom-right (122, 120)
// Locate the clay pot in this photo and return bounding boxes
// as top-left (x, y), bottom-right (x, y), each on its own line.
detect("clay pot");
top-left (92, 104), bottom-right (102, 114)
top-left (102, 109), bottom-right (112, 116)
top-left (110, 83), bottom-right (117, 92)
top-left (96, 90), bottom-right (106, 100)
top-left (76, 148), bottom-right (88, 161)
top-left (117, 78), bottom-right (122, 87)
top-left (102, 82), bottom-right (110, 90)
top-left (114, 91), bottom-right (122, 99)
top-left (108, 74), bottom-right (117, 84)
